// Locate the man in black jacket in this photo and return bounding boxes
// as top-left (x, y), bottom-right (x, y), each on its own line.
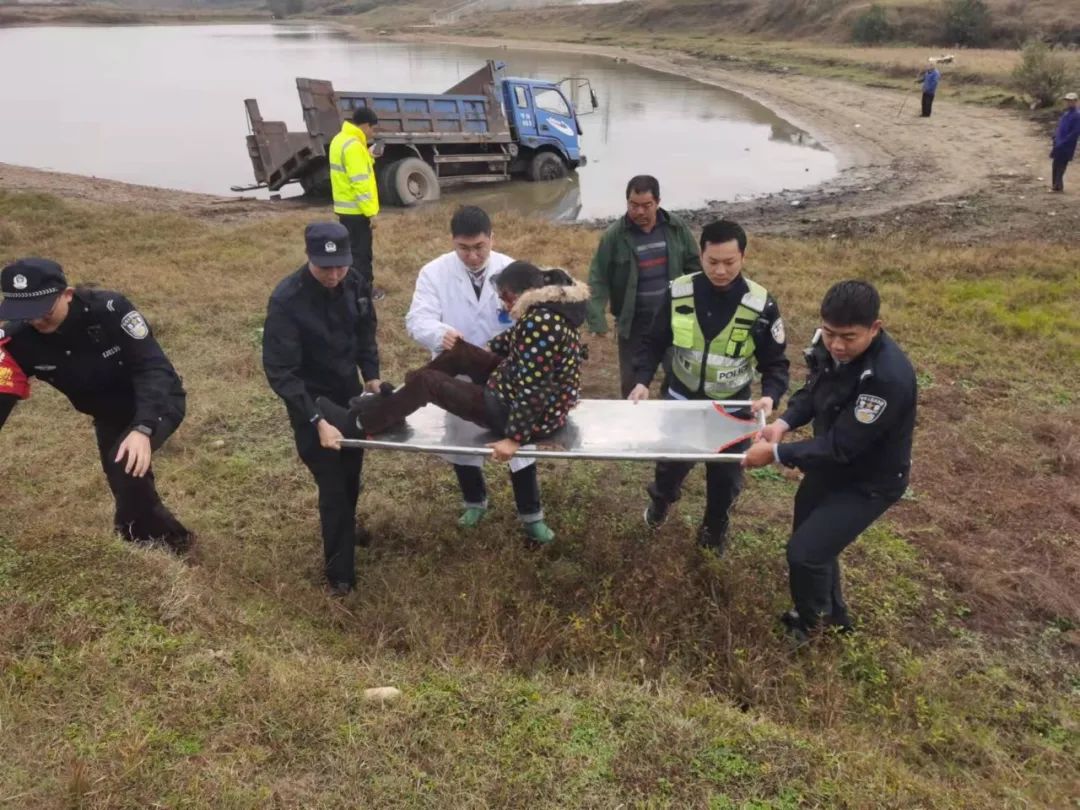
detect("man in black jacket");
top-left (0, 258), bottom-right (192, 552)
top-left (630, 220), bottom-right (789, 553)
top-left (743, 280), bottom-right (917, 642)
top-left (262, 222), bottom-right (382, 596)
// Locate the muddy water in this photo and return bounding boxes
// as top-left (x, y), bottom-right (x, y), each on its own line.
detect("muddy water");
top-left (0, 23), bottom-right (836, 219)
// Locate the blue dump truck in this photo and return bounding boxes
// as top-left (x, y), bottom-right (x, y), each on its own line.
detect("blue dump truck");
top-left (237, 59), bottom-right (596, 205)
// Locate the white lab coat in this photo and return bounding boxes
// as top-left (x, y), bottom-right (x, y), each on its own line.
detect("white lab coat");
top-left (405, 250), bottom-right (534, 472)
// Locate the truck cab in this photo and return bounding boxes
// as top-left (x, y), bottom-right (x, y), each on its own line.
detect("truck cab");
top-left (501, 78), bottom-right (586, 180)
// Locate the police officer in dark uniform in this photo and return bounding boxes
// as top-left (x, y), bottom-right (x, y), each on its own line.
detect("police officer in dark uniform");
top-left (0, 258), bottom-right (192, 552)
top-left (743, 280), bottom-right (916, 642)
top-left (630, 219), bottom-right (789, 552)
top-left (262, 222), bottom-right (381, 596)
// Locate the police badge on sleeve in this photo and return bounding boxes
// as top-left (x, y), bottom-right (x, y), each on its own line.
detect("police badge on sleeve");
top-left (121, 311), bottom-right (149, 340)
top-left (854, 394), bottom-right (887, 424)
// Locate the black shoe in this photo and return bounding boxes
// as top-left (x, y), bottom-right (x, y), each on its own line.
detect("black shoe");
top-left (643, 496), bottom-right (670, 529)
top-left (346, 388), bottom-right (405, 432)
top-left (168, 531), bottom-right (197, 556)
top-left (779, 608), bottom-right (802, 629)
top-left (326, 580), bottom-right (354, 598)
top-left (128, 531), bottom-right (197, 557)
top-left (780, 608), bottom-right (852, 641)
top-left (697, 524), bottom-right (729, 555)
top-left (316, 396), bottom-right (365, 439)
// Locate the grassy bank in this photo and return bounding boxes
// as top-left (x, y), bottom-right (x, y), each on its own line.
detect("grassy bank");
top-left (1, 190), bottom-right (1078, 806)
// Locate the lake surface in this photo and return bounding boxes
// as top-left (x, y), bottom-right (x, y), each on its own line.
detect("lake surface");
top-left (0, 23), bottom-right (836, 219)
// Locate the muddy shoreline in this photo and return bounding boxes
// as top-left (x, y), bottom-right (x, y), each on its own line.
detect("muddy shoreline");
top-left (2, 21), bottom-right (1074, 241)
top-left (374, 30), bottom-right (1073, 240)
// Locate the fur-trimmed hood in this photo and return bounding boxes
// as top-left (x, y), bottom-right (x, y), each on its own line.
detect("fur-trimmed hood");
top-left (510, 277), bottom-right (590, 328)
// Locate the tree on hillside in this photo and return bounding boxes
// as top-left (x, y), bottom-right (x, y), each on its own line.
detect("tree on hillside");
top-left (1012, 39), bottom-right (1075, 109)
top-left (942, 0), bottom-right (992, 46)
top-left (852, 5), bottom-right (893, 44)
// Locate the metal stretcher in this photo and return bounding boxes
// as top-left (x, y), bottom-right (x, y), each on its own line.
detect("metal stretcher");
top-left (338, 400), bottom-right (765, 462)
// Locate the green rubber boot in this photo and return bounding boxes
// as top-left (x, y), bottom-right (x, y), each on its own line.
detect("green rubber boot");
top-left (523, 520), bottom-right (556, 546)
top-left (458, 506), bottom-right (488, 529)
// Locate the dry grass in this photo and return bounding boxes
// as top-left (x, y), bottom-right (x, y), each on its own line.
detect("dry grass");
top-left (431, 0), bottom-right (1080, 45)
top-left (431, 4), bottom-right (1080, 106)
top-left (725, 41), bottom-right (1080, 82)
top-left (1, 189), bottom-right (1078, 807)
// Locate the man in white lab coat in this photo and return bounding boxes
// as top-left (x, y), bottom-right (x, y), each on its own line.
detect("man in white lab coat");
top-left (405, 206), bottom-right (553, 542)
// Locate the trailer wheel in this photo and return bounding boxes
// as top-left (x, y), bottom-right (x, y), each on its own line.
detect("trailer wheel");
top-left (377, 161), bottom-right (402, 207)
top-left (391, 158), bottom-right (440, 206)
top-left (299, 166), bottom-right (331, 198)
top-left (528, 151), bottom-right (568, 182)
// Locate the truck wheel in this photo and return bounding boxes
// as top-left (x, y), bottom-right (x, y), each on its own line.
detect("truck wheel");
top-left (528, 151), bottom-right (568, 182)
top-left (299, 166), bottom-right (331, 198)
top-left (376, 161), bottom-right (402, 207)
top-left (392, 158), bottom-right (441, 206)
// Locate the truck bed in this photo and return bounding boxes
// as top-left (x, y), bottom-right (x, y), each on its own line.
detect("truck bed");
top-left (297, 73), bottom-right (511, 149)
top-left (241, 61), bottom-right (515, 193)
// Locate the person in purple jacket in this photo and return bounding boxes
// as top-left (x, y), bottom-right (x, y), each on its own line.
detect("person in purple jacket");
top-left (1050, 92), bottom-right (1080, 193)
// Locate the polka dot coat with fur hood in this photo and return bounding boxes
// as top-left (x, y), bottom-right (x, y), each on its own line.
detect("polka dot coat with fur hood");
top-left (486, 276), bottom-right (590, 444)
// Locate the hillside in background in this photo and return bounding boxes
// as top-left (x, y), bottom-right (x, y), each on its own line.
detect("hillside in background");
top-left (4, 0), bottom-right (1077, 46)
top-left (420, 0), bottom-right (1080, 47)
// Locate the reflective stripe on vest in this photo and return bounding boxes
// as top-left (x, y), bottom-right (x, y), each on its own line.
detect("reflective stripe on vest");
top-left (669, 273), bottom-right (768, 400)
top-left (329, 129), bottom-right (379, 217)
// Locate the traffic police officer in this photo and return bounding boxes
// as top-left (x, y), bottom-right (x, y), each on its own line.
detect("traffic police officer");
top-left (262, 223), bottom-right (381, 596)
top-left (329, 106), bottom-right (379, 289)
top-left (743, 280), bottom-right (917, 642)
top-left (630, 219), bottom-right (789, 552)
top-left (0, 258), bottom-right (193, 552)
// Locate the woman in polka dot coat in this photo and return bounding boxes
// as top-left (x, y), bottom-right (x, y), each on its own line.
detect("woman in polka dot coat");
top-left (318, 262), bottom-right (589, 465)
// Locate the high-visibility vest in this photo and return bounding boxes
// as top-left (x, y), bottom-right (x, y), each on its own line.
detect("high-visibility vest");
top-left (328, 121), bottom-right (379, 217)
top-left (669, 273), bottom-right (768, 399)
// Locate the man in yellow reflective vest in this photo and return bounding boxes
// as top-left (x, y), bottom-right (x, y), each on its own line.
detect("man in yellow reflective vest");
top-left (329, 107), bottom-right (380, 292)
top-left (628, 219), bottom-right (790, 553)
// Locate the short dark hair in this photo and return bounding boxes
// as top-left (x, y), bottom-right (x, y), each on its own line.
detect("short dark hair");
top-left (450, 205), bottom-right (492, 238)
top-left (625, 175), bottom-right (660, 201)
top-left (699, 219), bottom-right (747, 254)
top-left (820, 280), bottom-right (881, 327)
top-left (351, 106), bottom-right (378, 126)
top-left (494, 262), bottom-right (573, 295)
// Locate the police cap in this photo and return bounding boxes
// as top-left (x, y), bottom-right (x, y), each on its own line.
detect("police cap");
top-left (305, 222), bottom-right (354, 269)
top-left (0, 258), bottom-right (68, 321)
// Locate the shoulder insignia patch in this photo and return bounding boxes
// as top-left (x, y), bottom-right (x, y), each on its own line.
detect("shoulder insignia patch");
top-left (121, 311), bottom-right (149, 340)
top-left (106, 298), bottom-right (115, 312)
top-left (770, 317), bottom-right (785, 344)
top-left (854, 394), bottom-right (887, 424)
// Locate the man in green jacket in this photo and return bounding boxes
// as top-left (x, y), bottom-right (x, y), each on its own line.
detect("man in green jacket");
top-left (587, 175), bottom-right (702, 397)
